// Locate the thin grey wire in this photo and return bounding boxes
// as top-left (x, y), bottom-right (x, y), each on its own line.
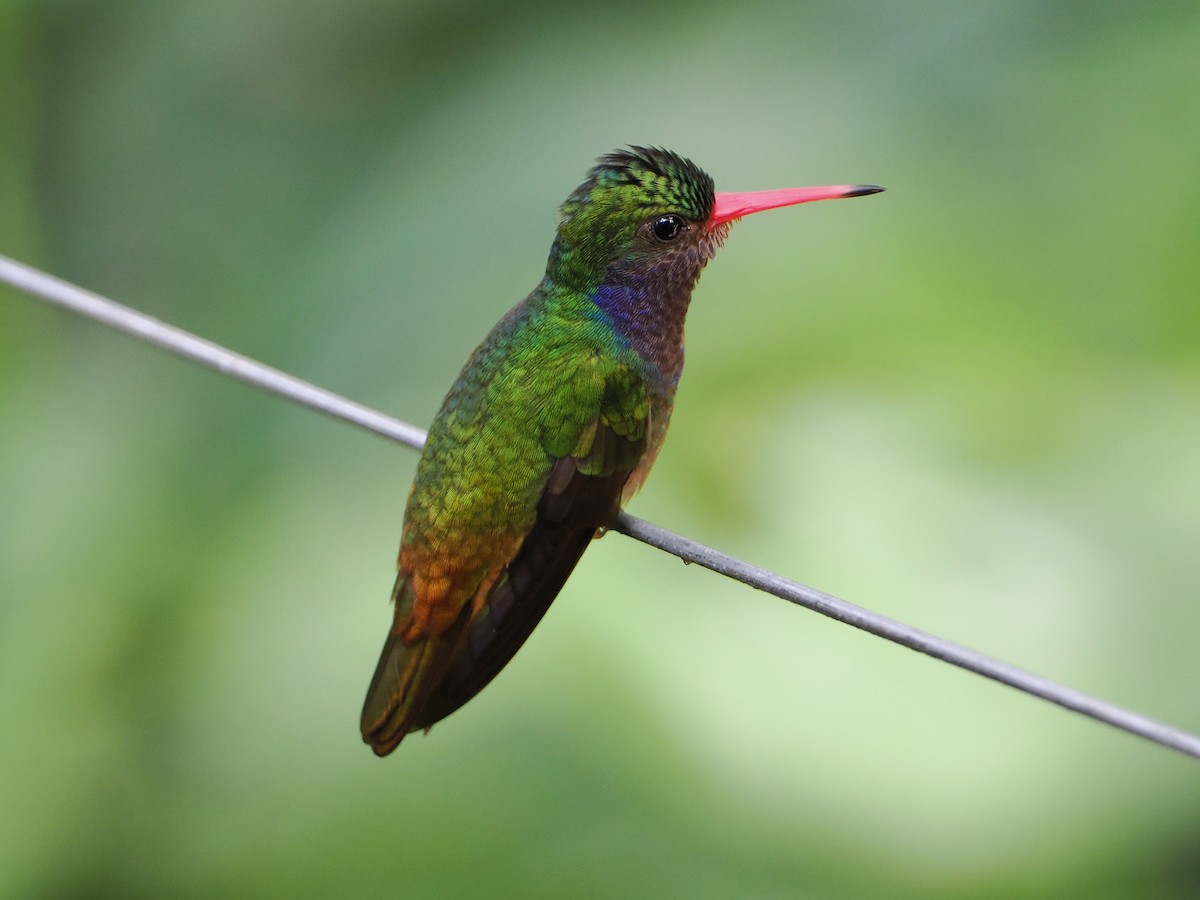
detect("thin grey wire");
top-left (3, 251), bottom-right (1198, 761)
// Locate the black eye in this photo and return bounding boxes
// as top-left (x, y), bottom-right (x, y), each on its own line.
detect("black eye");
top-left (651, 214), bottom-right (685, 242)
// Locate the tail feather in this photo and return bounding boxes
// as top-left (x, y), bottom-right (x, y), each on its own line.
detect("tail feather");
top-left (359, 571), bottom-right (467, 756)
top-left (360, 422), bottom-right (645, 756)
top-left (360, 629), bottom-right (424, 756)
top-left (360, 605), bottom-right (475, 756)
top-left (359, 518), bottom-right (596, 755)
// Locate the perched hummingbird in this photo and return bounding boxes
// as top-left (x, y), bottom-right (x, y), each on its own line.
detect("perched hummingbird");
top-left (361, 147), bottom-right (881, 755)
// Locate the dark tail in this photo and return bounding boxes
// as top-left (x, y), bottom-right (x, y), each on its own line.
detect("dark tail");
top-left (358, 515), bottom-right (594, 756)
top-left (361, 425), bottom-right (643, 756)
top-left (360, 629), bottom-right (424, 756)
top-left (360, 572), bottom-right (463, 756)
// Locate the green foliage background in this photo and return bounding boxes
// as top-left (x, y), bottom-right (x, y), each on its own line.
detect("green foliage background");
top-left (2, 2), bottom-right (1199, 897)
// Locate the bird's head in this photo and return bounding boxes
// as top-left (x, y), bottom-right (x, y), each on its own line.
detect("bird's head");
top-left (548, 146), bottom-right (882, 290)
top-left (549, 147), bottom-right (717, 288)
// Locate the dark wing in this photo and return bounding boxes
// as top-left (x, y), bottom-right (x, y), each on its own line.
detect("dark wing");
top-left (360, 419), bottom-right (645, 756)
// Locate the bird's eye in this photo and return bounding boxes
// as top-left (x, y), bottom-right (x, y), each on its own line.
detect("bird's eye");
top-left (650, 214), bottom-right (685, 242)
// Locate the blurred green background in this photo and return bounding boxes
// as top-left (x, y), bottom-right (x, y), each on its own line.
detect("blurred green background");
top-left (2, 1), bottom-right (1199, 897)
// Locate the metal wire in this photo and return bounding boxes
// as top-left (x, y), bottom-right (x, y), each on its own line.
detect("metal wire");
top-left (4, 251), bottom-right (1198, 760)
top-left (0, 256), bottom-right (426, 451)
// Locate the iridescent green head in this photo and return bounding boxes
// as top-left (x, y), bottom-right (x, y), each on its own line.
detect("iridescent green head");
top-left (548, 147), bottom-right (718, 288)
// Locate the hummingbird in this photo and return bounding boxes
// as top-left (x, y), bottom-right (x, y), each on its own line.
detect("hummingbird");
top-left (361, 147), bottom-right (882, 755)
